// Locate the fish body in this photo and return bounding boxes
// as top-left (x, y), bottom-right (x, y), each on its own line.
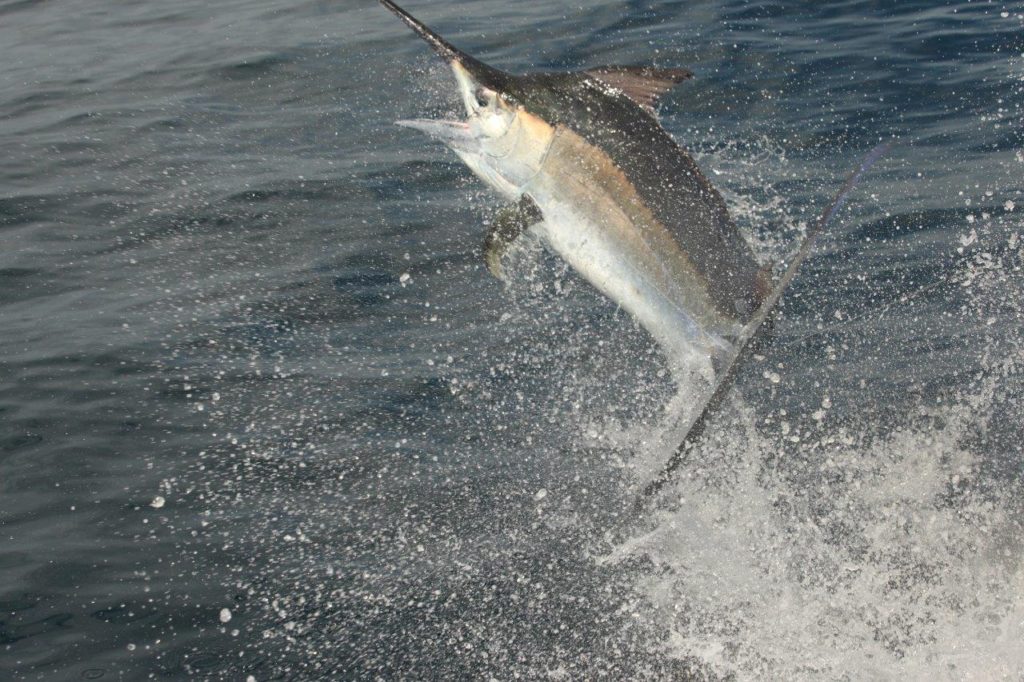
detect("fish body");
top-left (381, 1), bottom-right (768, 381)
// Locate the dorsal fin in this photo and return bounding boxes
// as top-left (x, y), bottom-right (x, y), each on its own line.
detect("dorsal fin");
top-left (585, 66), bottom-right (693, 112)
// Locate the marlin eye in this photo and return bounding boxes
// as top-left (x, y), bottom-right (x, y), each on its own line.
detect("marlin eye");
top-left (474, 88), bottom-right (491, 108)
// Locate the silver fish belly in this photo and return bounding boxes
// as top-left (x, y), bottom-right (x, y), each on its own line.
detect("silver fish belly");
top-left (522, 126), bottom-right (739, 378)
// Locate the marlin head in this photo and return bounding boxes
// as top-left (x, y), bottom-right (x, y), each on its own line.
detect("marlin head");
top-left (381, 0), bottom-right (554, 200)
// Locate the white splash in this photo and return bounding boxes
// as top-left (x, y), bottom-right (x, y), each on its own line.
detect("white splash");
top-left (603, 207), bottom-right (1024, 680)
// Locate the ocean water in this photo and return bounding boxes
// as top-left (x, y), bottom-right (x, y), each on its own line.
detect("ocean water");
top-left (1, 0), bottom-right (1022, 679)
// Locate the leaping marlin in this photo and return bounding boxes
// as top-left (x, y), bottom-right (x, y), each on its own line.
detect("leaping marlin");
top-left (379, 0), bottom-right (771, 386)
top-left (377, 1), bottom-right (888, 498)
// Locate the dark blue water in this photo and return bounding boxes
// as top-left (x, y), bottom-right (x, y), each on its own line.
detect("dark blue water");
top-left (2, 1), bottom-right (1022, 679)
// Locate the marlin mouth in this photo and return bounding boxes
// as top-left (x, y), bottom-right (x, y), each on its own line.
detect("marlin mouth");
top-left (381, 0), bottom-right (513, 155)
top-left (394, 119), bottom-right (476, 151)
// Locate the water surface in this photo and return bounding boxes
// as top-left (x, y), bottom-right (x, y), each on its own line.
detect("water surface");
top-left (1, 0), bottom-right (1022, 679)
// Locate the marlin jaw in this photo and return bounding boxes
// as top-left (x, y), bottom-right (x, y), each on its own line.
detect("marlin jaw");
top-left (381, 0), bottom-right (552, 201)
top-left (396, 59), bottom-right (552, 201)
top-left (394, 119), bottom-right (473, 151)
top-left (394, 56), bottom-right (491, 153)
top-left (393, 60), bottom-right (513, 157)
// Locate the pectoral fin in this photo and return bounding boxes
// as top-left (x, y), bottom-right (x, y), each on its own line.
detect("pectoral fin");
top-left (483, 195), bottom-right (544, 280)
top-left (585, 66), bottom-right (693, 113)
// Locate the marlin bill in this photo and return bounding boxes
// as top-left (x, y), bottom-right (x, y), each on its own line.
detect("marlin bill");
top-left (379, 0), bottom-right (771, 389)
